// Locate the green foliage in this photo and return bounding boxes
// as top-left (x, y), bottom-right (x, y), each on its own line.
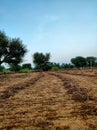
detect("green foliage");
top-left (94, 62), bottom-right (97, 67)
top-left (22, 63), bottom-right (32, 69)
top-left (9, 64), bottom-right (21, 72)
top-left (6, 38), bottom-right (27, 65)
top-left (0, 65), bottom-right (11, 73)
top-left (86, 56), bottom-right (97, 68)
top-left (19, 68), bottom-right (32, 73)
top-left (51, 66), bottom-right (59, 71)
top-left (0, 30), bottom-right (27, 68)
top-left (61, 63), bottom-right (74, 69)
top-left (0, 31), bottom-right (9, 65)
top-left (33, 52), bottom-right (50, 71)
top-left (2, 68), bottom-right (11, 73)
top-left (0, 65), bottom-right (5, 72)
top-left (71, 56), bottom-right (86, 68)
top-left (71, 56), bottom-right (97, 69)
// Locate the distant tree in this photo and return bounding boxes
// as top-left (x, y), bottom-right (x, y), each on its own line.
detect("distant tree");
top-left (54, 63), bottom-right (61, 69)
top-left (22, 63), bottom-right (32, 69)
top-left (86, 56), bottom-right (97, 68)
top-left (49, 62), bottom-right (61, 69)
top-left (51, 66), bottom-right (59, 71)
top-left (94, 62), bottom-right (97, 67)
top-left (33, 52), bottom-right (50, 71)
top-left (71, 56), bottom-right (86, 69)
top-left (61, 63), bottom-right (74, 69)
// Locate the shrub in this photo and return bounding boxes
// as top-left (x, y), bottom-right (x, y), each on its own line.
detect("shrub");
top-left (0, 66), bottom-right (5, 72)
top-left (2, 68), bottom-right (11, 73)
top-left (9, 64), bottom-right (21, 72)
top-left (19, 68), bottom-right (32, 73)
top-left (22, 63), bottom-right (32, 69)
top-left (51, 67), bottom-right (59, 71)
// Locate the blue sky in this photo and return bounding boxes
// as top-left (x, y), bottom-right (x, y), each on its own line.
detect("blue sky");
top-left (0, 0), bottom-right (97, 65)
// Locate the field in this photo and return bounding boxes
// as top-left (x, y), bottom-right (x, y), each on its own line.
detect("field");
top-left (0, 70), bottom-right (97, 130)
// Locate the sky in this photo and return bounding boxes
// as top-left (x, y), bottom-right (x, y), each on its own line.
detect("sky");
top-left (0, 0), bottom-right (97, 65)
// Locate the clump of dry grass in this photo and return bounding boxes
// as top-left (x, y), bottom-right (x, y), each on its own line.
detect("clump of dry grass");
top-left (33, 117), bottom-right (54, 129)
top-left (72, 91), bottom-right (88, 102)
top-left (63, 78), bottom-right (89, 102)
top-left (79, 103), bottom-right (97, 116)
top-left (71, 87), bottom-right (88, 102)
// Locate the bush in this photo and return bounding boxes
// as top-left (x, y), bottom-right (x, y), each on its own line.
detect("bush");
top-left (22, 63), bottom-right (32, 69)
top-left (51, 67), bottom-right (59, 71)
top-left (9, 64), bottom-right (21, 72)
top-left (2, 68), bottom-right (11, 73)
top-left (19, 68), bottom-right (32, 73)
top-left (0, 66), bottom-right (5, 72)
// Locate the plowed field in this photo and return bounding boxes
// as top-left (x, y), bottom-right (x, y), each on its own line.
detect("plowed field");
top-left (0, 70), bottom-right (97, 130)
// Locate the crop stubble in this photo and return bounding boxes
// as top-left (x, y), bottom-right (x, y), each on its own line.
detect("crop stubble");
top-left (0, 71), bottom-right (97, 130)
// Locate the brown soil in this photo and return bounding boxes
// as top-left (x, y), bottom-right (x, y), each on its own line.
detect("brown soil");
top-left (0, 71), bottom-right (97, 130)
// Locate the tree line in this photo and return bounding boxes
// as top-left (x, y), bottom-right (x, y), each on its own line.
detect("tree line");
top-left (0, 30), bottom-right (97, 72)
top-left (33, 53), bottom-right (97, 71)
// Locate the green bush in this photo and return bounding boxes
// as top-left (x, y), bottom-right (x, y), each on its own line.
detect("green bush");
top-left (0, 66), bottom-right (5, 72)
top-left (2, 69), bottom-right (11, 73)
top-left (51, 66), bottom-right (59, 71)
top-left (9, 64), bottom-right (21, 72)
top-left (22, 63), bottom-right (32, 69)
top-left (19, 68), bottom-right (32, 73)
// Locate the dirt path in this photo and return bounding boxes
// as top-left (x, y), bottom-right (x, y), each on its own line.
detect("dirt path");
top-left (0, 72), bottom-right (97, 130)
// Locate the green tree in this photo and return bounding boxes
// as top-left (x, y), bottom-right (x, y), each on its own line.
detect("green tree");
top-left (0, 31), bottom-right (9, 65)
top-left (94, 62), bottom-right (97, 67)
top-left (71, 56), bottom-right (86, 69)
top-left (22, 63), bottom-right (32, 69)
top-left (9, 64), bottom-right (21, 72)
top-left (61, 63), bottom-right (74, 69)
top-left (0, 30), bottom-right (27, 71)
top-left (33, 52), bottom-right (50, 71)
top-left (86, 56), bottom-right (97, 68)
top-left (7, 38), bottom-right (27, 65)
top-left (0, 65), bottom-right (5, 72)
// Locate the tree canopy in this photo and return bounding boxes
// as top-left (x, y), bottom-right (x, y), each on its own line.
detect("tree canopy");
top-left (0, 31), bottom-right (9, 65)
top-left (71, 56), bottom-right (86, 69)
top-left (86, 56), bottom-right (97, 68)
top-left (0, 31), bottom-right (27, 67)
top-left (71, 56), bottom-right (97, 69)
top-left (33, 52), bottom-right (50, 71)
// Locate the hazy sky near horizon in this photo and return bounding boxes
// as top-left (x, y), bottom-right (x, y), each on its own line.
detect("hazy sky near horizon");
top-left (0, 0), bottom-right (97, 64)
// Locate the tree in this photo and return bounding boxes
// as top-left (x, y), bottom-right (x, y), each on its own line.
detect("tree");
top-left (7, 38), bottom-right (27, 65)
top-left (33, 52), bottom-right (50, 71)
top-left (22, 63), bottom-right (32, 69)
top-left (0, 31), bottom-right (9, 65)
top-left (86, 56), bottom-right (97, 68)
top-left (9, 64), bottom-right (21, 72)
top-left (94, 62), bottom-right (97, 67)
top-left (0, 65), bottom-right (5, 72)
top-left (61, 63), bottom-right (74, 69)
top-left (0, 30), bottom-right (27, 70)
top-left (71, 56), bottom-right (86, 69)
